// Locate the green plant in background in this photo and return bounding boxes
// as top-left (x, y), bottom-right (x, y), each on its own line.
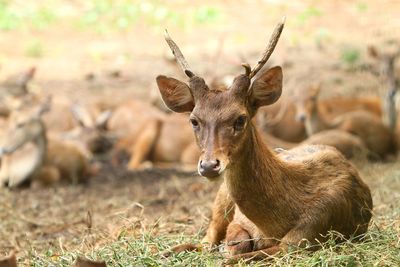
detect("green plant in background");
top-left (340, 46), bottom-right (360, 66)
top-left (356, 2), bottom-right (368, 13)
top-left (79, 0), bottom-right (223, 33)
top-left (314, 27), bottom-right (331, 48)
top-left (296, 6), bottom-right (322, 25)
top-left (0, 0), bottom-right (224, 33)
top-left (194, 6), bottom-right (221, 24)
top-left (25, 40), bottom-right (44, 58)
top-left (0, 0), bottom-right (57, 31)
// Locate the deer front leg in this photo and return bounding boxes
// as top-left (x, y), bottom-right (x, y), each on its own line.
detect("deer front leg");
top-left (202, 182), bottom-right (235, 246)
top-left (127, 119), bottom-right (162, 170)
top-left (226, 219), bottom-right (323, 264)
top-left (225, 223), bottom-right (252, 255)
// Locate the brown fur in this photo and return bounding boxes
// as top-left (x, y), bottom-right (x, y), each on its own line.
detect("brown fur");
top-left (293, 85), bottom-right (394, 159)
top-left (157, 65), bottom-right (373, 263)
top-left (263, 129), bottom-right (371, 160)
top-left (0, 111), bottom-right (92, 187)
top-left (109, 100), bottom-right (200, 169)
top-left (258, 94), bottom-right (382, 143)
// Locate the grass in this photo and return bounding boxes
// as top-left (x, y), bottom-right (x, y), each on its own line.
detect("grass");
top-left (25, 40), bottom-right (45, 58)
top-left (78, 0), bottom-right (223, 33)
top-left (27, 216), bottom-right (399, 266)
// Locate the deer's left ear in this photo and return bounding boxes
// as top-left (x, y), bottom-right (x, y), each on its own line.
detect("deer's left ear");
top-left (249, 66), bottom-right (282, 109)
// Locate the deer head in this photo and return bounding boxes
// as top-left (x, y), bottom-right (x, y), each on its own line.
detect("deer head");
top-left (156, 19), bottom-right (285, 179)
top-left (0, 96), bottom-right (51, 187)
top-left (293, 83), bottom-right (321, 123)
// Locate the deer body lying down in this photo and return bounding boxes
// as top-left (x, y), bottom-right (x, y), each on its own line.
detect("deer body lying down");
top-left (0, 105), bottom-right (92, 187)
top-left (257, 95), bottom-right (381, 143)
top-left (109, 100), bottom-right (199, 169)
top-left (294, 85), bottom-right (395, 159)
top-left (157, 21), bottom-right (373, 262)
top-left (264, 129), bottom-right (371, 160)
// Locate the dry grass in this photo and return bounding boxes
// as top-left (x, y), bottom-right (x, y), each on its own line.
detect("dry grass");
top-left (0, 160), bottom-right (399, 266)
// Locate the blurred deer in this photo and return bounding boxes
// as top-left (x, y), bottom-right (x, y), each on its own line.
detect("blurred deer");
top-left (368, 42), bottom-right (400, 145)
top-left (0, 97), bottom-right (93, 187)
top-left (0, 67), bottom-right (37, 117)
top-left (265, 129), bottom-right (372, 160)
top-left (157, 19), bottom-right (372, 263)
top-left (293, 84), bottom-right (394, 159)
top-left (106, 99), bottom-right (200, 170)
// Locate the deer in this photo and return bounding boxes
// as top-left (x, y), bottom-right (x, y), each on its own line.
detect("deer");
top-left (257, 89), bottom-right (382, 143)
top-left (293, 83), bottom-right (395, 159)
top-left (264, 129), bottom-right (372, 160)
top-left (156, 19), bottom-right (373, 263)
top-left (0, 97), bottom-right (93, 187)
top-left (368, 42), bottom-right (400, 146)
top-left (0, 67), bottom-right (37, 117)
top-left (106, 99), bottom-right (200, 170)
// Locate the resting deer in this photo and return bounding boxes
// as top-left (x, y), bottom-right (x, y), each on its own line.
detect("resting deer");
top-left (368, 42), bottom-right (400, 146)
top-left (264, 130), bottom-right (372, 160)
top-left (293, 84), bottom-right (394, 159)
top-left (107, 99), bottom-right (200, 169)
top-left (0, 67), bottom-right (37, 117)
top-left (0, 98), bottom-right (93, 187)
top-left (257, 90), bottom-right (382, 143)
top-left (157, 19), bottom-right (373, 263)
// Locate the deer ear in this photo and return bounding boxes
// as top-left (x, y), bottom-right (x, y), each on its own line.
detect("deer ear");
top-left (249, 66), bottom-right (282, 109)
top-left (156, 75), bottom-right (194, 113)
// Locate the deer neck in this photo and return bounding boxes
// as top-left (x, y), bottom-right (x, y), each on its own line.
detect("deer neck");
top-left (224, 124), bottom-right (304, 235)
top-left (305, 103), bottom-right (331, 136)
top-left (35, 131), bottom-right (47, 162)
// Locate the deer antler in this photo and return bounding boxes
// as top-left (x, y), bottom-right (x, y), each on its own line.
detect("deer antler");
top-left (164, 30), bottom-right (195, 78)
top-left (249, 17), bottom-right (285, 79)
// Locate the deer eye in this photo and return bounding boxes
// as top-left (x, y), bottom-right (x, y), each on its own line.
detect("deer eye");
top-left (234, 115), bottom-right (247, 132)
top-left (190, 118), bottom-right (199, 128)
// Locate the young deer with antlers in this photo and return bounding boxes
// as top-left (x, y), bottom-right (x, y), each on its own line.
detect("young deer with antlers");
top-left (156, 20), bottom-right (373, 263)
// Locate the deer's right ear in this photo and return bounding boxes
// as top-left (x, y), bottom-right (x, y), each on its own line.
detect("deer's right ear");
top-left (156, 75), bottom-right (194, 113)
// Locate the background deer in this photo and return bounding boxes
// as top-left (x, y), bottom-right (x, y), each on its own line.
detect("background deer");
top-left (157, 20), bottom-right (373, 263)
top-left (0, 98), bottom-right (93, 187)
top-left (106, 99), bottom-right (200, 170)
top-left (368, 42), bottom-right (400, 146)
top-left (264, 129), bottom-right (372, 160)
top-left (293, 84), bottom-right (394, 159)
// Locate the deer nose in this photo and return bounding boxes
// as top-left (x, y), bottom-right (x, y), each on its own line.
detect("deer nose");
top-left (199, 159), bottom-right (221, 178)
top-left (296, 114), bottom-right (306, 123)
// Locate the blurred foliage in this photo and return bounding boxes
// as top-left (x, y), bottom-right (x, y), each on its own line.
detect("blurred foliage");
top-left (340, 46), bottom-right (361, 66)
top-left (78, 0), bottom-right (223, 33)
top-left (356, 2), bottom-right (368, 12)
top-left (25, 40), bottom-right (44, 58)
top-left (296, 6), bottom-right (322, 25)
top-left (0, 0), bottom-right (57, 30)
top-left (0, 0), bottom-right (224, 33)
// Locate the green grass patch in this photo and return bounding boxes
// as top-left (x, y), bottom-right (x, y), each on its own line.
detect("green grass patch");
top-left (25, 40), bottom-right (45, 58)
top-left (78, 0), bottom-right (223, 33)
top-left (0, 1), bottom-right (57, 31)
top-left (28, 217), bottom-right (400, 266)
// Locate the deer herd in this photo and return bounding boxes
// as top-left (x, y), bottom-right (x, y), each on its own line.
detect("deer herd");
top-left (0, 18), bottom-right (399, 263)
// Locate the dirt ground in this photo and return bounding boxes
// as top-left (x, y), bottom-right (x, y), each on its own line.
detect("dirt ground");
top-left (0, 0), bottom-right (400, 265)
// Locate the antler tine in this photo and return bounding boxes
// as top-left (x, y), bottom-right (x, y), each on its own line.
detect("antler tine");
top-left (249, 17), bottom-right (285, 79)
top-left (164, 29), bottom-right (195, 78)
